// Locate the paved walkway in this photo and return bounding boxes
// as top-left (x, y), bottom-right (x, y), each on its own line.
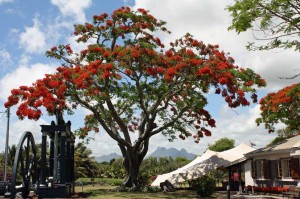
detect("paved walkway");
top-left (215, 191), bottom-right (284, 199)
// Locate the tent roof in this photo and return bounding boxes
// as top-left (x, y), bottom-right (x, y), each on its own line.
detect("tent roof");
top-left (151, 143), bottom-right (255, 186)
top-left (151, 149), bottom-right (217, 186)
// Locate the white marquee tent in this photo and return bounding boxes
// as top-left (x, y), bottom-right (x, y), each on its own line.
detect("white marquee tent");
top-left (151, 143), bottom-right (255, 186)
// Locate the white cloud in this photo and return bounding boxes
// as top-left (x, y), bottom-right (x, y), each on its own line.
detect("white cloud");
top-left (19, 18), bottom-right (46, 54)
top-left (50, 0), bottom-right (92, 23)
top-left (0, 111), bottom-right (50, 153)
top-left (0, 0), bottom-right (13, 4)
top-left (244, 50), bottom-right (300, 91)
top-left (134, 0), bottom-right (300, 93)
top-left (0, 49), bottom-right (11, 62)
top-left (10, 118), bottom-right (49, 146)
top-left (147, 105), bottom-right (279, 156)
top-left (66, 35), bottom-right (96, 55)
top-left (0, 49), bottom-right (12, 70)
top-left (211, 105), bottom-right (281, 146)
top-left (86, 133), bottom-right (121, 157)
top-left (0, 62), bottom-right (57, 101)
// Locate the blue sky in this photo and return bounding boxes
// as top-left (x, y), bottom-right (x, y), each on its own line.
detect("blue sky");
top-left (0, 0), bottom-right (299, 157)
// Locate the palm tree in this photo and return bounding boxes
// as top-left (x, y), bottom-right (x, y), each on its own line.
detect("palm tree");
top-left (74, 142), bottom-right (98, 180)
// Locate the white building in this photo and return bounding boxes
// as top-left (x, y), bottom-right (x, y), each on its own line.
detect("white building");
top-left (244, 135), bottom-right (300, 187)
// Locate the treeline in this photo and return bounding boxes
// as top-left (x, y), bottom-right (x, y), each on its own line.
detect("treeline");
top-left (0, 143), bottom-right (190, 184)
top-left (96, 156), bottom-right (190, 179)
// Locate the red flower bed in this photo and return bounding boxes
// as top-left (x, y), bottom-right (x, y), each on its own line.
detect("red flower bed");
top-left (246, 185), bottom-right (289, 194)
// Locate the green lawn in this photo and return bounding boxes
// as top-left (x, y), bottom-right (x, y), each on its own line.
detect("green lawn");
top-left (74, 184), bottom-right (225, 199)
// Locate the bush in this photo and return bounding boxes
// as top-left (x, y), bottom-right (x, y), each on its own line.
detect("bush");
top-left (137, 173), bottom-right (152, 188)
top-left (190, 175), bottom-right (216, 197)
top-left (76, 177), bottom-right (123, 186)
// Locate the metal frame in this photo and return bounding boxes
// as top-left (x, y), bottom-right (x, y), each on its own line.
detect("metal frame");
top-left (10, 131), bottom-right (37, 199)
top-left (2, 110), bottom-right (76, 199)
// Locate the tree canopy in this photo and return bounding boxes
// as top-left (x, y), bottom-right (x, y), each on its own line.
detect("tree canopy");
top-left (4, 7), bottom-right (265, 187)
top-left (208, 137), bottom-right (235, 152)
top-left (256, 84), bottom-right (300, 132)
top-left (227, 0), bottom-right (300, 51)
top-left (228, 0), bottom-right (300, 133)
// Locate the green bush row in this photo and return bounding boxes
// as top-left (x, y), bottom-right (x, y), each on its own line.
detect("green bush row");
top-left (76, 177), bottom-right (123, 186)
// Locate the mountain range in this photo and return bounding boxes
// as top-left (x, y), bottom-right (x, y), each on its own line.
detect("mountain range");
top-left (95, 147), bottom-right (196, 162)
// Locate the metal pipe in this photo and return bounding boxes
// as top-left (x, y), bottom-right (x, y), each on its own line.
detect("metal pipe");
top-left (4, 108), bottom-right (10, 182)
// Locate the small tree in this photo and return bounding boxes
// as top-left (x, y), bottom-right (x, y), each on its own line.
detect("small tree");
top-left (190, 175), bottom-right (216, 197)
top-left (74, 143), bottom-right (98, 179)
top-left (208, 137), bottom-right (235, 152)
top-left (4, 7), bottom-right (265, 187)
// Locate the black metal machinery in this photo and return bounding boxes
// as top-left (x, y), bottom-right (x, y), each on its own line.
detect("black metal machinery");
top-left (1, 111), bottom-right (75, 199)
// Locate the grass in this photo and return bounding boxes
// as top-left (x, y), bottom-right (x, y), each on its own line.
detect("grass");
top-left (74, 184), bottom-right (225, 199)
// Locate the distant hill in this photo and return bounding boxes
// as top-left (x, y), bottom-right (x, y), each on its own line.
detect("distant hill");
top-left (147, 147), bottom-right (196, 160)
top-left (95, 152), bottom-right (122, 163)
top-left (95, 147), bottom-right (196, 162)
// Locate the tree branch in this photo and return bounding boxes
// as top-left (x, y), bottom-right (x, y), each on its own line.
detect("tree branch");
top-left (149, 106), bottom-right (189, 137)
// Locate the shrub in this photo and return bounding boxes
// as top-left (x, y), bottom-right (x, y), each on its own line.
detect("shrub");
top-left (76, 177), bottom-right (123, 186)
top-left (190, 175), bottom-right (216, 197)
top-left (137, 173), bottom-right (152, 188)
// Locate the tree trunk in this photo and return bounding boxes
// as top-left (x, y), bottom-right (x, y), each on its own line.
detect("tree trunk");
top-left (122, 149), bottom-right (142, 187)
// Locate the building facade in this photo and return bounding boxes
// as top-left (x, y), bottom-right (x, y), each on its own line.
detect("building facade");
top-left (244, 135), bottom-right (300, 187)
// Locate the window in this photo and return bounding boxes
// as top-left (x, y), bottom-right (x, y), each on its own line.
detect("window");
top-left (277, 160), bottom-right (282, 178)
top-left (252, 161), bottom-right (257, 178)
top-left (251, 159), bottom-right (270, 179)
top-left (283, 159), bottom-right (292, 177)
top-left (277, 158), bottom-right (300, 179)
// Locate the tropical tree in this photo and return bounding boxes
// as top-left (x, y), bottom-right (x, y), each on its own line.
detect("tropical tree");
top-left (256, 84), bottom-right (300, 132)
top-left (74, 142), bottom-right (98, 179)
top-left (227, 0), bottom-right (300, 51)
top-left (7, 144), bottom-right (17, 168)
top-left (266, 127), bottom-right (297, 146)
top-left (208, 137), bottom-right (235, 152)
top-left (4, 7), bottom-right (265, 187)
top-left (227, 0), bottom-right (300, 133)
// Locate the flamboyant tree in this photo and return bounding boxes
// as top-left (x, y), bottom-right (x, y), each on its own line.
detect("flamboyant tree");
top-left (256, 84), bottom-right (300, 132)
top-left (5, 7), bottom-right (265, 187)
top-left (227, 0), bottom-right (300, 133)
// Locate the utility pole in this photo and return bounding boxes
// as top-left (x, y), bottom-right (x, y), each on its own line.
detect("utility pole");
top-left (3, 108), bottom-right (10, 182)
